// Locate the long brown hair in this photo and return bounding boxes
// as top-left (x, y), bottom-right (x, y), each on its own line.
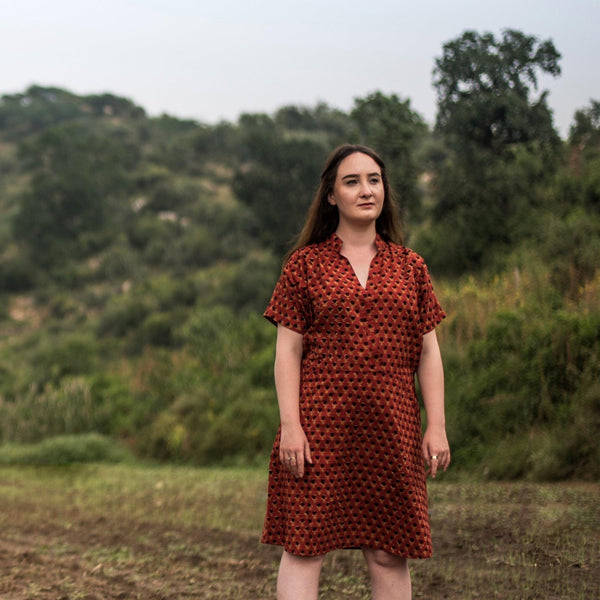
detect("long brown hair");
top-left (285, 144), bottom-right (403, 262)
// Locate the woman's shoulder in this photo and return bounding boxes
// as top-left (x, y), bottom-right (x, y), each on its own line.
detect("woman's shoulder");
top-left (287, 238), bottom-right (336, 263)
top-left (282, 243), bottom-right (325, 277)
top-left (387, 241), bottom-right (427, 267)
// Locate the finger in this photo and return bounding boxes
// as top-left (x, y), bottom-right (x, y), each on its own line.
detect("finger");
top-left (296, 454), bottom-right (305, 478)
top-left (305, 442), bottom-right (313, 465)
top-left (444, 453), bottom-right (451, 471)
top-left (422, 447), bottom-right (430, 468)
top-left (430, 454), bottom-right (439, 478)
top-left (436, 450), bottom-right (449, 470)
top-left (287, 454), bottom-right (303, 477)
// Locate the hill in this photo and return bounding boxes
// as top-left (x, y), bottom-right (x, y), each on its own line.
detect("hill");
top-left (0, 83), bottom-right (598, 480)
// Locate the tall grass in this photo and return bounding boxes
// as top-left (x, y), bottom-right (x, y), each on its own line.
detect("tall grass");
top-left (434, 251), bottom-right (599, 480)
top-left (0, 377), bottom-right (98, 443)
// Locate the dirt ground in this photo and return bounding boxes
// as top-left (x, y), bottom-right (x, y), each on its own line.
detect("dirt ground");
top-left (0, 515), bottom-right (277, 599)
top-left (0, 470), bottom-right (597, 599)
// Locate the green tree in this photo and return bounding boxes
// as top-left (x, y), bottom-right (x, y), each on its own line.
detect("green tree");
top-left (570, 100), bottom-right (600, 148)
top-left (275, 102), bottom-right (354, 142)
top-left (351, 92), bottom-right (427, 224)
top-left (13, 122), bottom-right (138, 265)
top-left (421, 29), bottom-right (563, 273)
top-left (0, 86), bottom-right (82, 138)
top-left (433, 29), bottom-right (561, 153)
top-left (233, 114), bottom-right (329, 255)
top-left (561, 100), bottom-right (600, 216)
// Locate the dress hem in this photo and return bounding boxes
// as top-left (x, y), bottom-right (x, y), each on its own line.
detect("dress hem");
top-left (260, 537), bottom-right (433, 560)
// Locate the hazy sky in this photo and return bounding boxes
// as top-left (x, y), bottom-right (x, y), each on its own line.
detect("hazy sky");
top-left (2, 0), bottom-right (599, 137)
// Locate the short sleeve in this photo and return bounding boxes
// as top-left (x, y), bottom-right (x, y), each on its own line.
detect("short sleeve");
top-left (263, 251), bottom-right (311, 334)
top-left (416, 259), bottom-right (445, 334)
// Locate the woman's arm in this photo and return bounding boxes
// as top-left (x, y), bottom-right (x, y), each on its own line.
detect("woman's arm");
top-left (417, 329), bottom-right (450, 478)
top-left (274, 324), bottom-right (312, 477)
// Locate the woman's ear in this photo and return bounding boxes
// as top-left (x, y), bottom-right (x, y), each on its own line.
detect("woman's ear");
top-left (328, 192), bottom-right (336, 206)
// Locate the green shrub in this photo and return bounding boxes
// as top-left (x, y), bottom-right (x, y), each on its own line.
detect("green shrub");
top-left (198, 389), bottom-right (278, 464)
top-left (213, 251), bottom-right (279, 313)
top-left (98, 244), bottom-right (142, 280)
top-left (146, 178), bottom-right (200, 211)
top-left (0, 378), bottom-right (98, 443)
top-left (0, 255), bottom-right (37, 291)
top-left (137, 312), bottom-right (178, 348)
top-left (31, 332), bottom-right (98, 385)
top-left (86, 372), bottom-right (139, 437)
top-left (482, 435), bottom-right (531, 480)
top-left (140, 389), bottom-right (216, 462)
top-left (97, 295), bottom-right (153, 337)
top-left (166, 225), bottom-right (218, 268)
top-left (0, 433), bottom-right (132, 465)
top-left (143, 411), bottom-right (189, 461)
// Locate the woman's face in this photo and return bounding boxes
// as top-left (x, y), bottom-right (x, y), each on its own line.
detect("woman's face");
top-left (328, 152), bottom-right (384, 229)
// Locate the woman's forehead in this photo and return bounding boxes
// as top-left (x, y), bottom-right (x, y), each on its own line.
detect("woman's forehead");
top-left (337, 152), bottom-right (381, 176)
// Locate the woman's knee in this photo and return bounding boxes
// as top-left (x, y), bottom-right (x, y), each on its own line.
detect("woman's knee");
top-left (282, 550), bottom-right (326, 568)
top-left (363, 548), bottom-right (407, 570)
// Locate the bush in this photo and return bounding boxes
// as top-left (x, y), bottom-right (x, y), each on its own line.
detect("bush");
top-left (98, 244), bottom-right (142, 280)
top-left (97, 295), bottom-right (153, 337)
top-left (0, 255), bottom-right (38, 291)
top-left (0, 378), bottom-right (98, 443)
top-left (198, 389), bottom-right (278, 463)
top-left (139, 380), bottom-right (278, 465)
top-left (31, 333), bottom-right (98, 385)
top-left (137, 312), bottom-right (181, 348)
top-left (0, 433), bottom-right (132, 465)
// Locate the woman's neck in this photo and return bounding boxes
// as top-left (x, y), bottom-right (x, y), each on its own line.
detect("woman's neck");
top-left (335, 223), bottom-right (377, 250)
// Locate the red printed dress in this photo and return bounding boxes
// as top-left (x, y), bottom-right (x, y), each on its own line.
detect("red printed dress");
top-left (261, 233), bottom-right (445, 558)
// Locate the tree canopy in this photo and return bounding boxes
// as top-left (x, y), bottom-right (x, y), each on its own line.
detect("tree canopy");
top-left (433, 29), bottom-right (561, 153)
top-left (351, 92), bottom-right (427, 223)
top-left (421, 29), bottom-right (564, 273)
top-left (0, 28), bottom-right (598, 480)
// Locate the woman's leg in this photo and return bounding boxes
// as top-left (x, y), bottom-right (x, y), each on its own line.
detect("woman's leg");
top-left (362, 548), bottom-right (412, 600)
top-left (277, 550), bottom-right (325, 600)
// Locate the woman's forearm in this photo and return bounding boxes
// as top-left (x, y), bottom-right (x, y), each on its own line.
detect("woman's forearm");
top-left (417, 330), bottom-right (445, 428)
top-left (274, 325), bottom-right (304, 427)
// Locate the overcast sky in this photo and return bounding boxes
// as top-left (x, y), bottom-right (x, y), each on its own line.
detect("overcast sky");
top-left (2, 0), bottom-right (599, 137)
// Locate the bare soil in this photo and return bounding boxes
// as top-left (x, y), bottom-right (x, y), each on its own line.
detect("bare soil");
top-left (0, 467), bottom-right (597, 599)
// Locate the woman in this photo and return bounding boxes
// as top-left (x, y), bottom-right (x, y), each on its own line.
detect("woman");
top-left (262, 144), bottom-right (450, 600)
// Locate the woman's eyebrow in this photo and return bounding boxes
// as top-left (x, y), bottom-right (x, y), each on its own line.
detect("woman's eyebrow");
top-left (340, 172), bottom-right (381, 180)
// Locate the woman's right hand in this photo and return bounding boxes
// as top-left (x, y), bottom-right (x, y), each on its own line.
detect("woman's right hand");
top-left (279, 423), bottom-right (313, 478)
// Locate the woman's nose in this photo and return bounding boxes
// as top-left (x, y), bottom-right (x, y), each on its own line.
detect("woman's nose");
top-left (360, 180), bottom-right (373, 196)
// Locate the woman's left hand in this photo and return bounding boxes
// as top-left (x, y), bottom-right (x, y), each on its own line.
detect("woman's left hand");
top-left (422, 425), bottom-right (450, 478)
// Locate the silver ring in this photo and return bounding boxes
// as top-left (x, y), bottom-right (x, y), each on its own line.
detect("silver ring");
top-left (431, 455), bottom-right (438, 460)
top-left (288, 457), bottom-right (295, 462)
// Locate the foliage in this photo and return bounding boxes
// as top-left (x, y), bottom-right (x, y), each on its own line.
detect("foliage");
top-left (232, 115), bottom-right (330, 255)
top-left (351, 91), bottom-right (427, 223)
top-left (138, 308), bottom-right (278, 464)
top-left (439, 263), bottom-right (600, 481)
top-left (433, 29), bottom-right (561, 152)
top-left (13, 122), bottom-right (138, 266)
top-left (569, 99), bottom-right (600, 149)
top-left (0, 377), bottom-right (101, 443)
top-left (567, 99), bottom-right (600, 212)
top-left (0, 54), bottom-right (598, 481)
top-left (423, 29), bottom-right (563, 273)
top-left (0, 433), bottom-right (133, 464)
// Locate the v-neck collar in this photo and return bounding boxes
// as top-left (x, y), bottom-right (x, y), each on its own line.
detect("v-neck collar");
top-left (324, 232), bottom-right (388, 291)
top-left (325, 232), bottom-right (388, 255)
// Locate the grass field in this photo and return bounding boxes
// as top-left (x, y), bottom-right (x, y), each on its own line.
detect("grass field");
top-left (0, 464), bottom-right (597, 599)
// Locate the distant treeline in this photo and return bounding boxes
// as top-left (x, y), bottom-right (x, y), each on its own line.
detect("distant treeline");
top-left (0, 28), bottom-right (598, 479)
